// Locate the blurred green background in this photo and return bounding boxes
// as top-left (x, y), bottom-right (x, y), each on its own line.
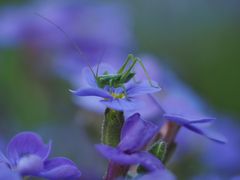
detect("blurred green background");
top-left (129, 0), bottom-right (240, 118)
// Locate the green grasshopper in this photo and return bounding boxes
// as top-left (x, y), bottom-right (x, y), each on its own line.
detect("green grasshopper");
top-left (95, 54), bottom-right (157, 88)
top-left (36, 14), bottom-right (157, 89)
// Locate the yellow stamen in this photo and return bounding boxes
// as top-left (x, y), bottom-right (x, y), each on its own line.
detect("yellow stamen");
top-left (111, 93), bottom-right (125, 99)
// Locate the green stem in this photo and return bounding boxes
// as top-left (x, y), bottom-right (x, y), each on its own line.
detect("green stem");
top-left (101, 108), bottom-right (124, 147)
top-left (101, 108), bottom-right (128, 180)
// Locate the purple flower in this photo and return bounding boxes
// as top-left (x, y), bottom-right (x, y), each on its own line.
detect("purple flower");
top-left (0, 132), bottom-right (81, 179)
top-left (0, 163), bottom-right (21, 180)
top-left (0, 2), bottom-right (133, 48)
top-left (150, 95), bottom-right (227, 144)
top-left (200, 119), bottom-right (240, 172)
top-left (137, 169), bottom-right (176, 180)
top-left (72, 64), bottom-right (161, 111)
top-left (96, 113), bottom-right (165, 172)
top-left (163, 114), bottom-right (226, 144)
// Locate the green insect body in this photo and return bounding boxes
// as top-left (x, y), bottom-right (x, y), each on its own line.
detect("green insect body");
top-left (94, 54), bottom-right (156, 89)
top-left (97, 72), bottom-right (135, 88)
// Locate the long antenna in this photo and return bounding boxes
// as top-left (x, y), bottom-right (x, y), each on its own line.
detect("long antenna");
top-left (96, 47), bottom-right (106, 77)
top-left (34, 12), bottom-right (96, 78)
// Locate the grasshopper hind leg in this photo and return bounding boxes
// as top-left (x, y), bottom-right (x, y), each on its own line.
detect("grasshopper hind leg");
top-left (135, 57), bottom-right (159, 88)
top-left (118, 54), bottom-right (159, 88)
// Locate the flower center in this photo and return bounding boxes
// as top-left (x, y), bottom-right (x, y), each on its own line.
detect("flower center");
top-left (16, 154), bottom-right (43, 175)
top-left (111, 93), bottom-right (125, 99)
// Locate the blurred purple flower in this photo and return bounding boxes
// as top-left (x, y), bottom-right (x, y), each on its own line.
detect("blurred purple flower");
top-left (163, 114), bottom-right (226, 144)
top-left (0, 2), bottom-right (133, 49)
top-left (49, 2), bottom-right (135, 81)
top-left (192, 174), bottom-right (240, 180)
top-left (150, 95), bottom-right (226, 144)
top-left (0, 163), bottom-right (21, 180)
top-left (137, 169), bottom-right (176, 180)
top-left (0, 132), bottom-right (81, 180)
top-left (96, 113), bottom-right (165, 172)
top-left (71, 64), bottom-right (161, 111)
top-left (200, 119), bottom-right (240, 173)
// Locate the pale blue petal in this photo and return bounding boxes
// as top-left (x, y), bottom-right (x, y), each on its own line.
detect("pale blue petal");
top-left (71, 88), bottom-right (112, 99)
top-left (126, 81), bottom-right (161, 97)
top-left (164, 114), bottom-right (226, 144)
top-left (101, 98), bottom-right (142, 111)
top-left (138, 169), bottom-right (176, 180)
top-left (96, 144), bottom-right (163, 171)
top-left (0, 163), bottom-right (21, 180)
top-left (40, 157), bottom-right (81, 180)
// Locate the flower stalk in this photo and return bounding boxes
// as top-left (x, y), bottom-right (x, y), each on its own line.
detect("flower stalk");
top-left (102, 108), bottom-right (124, 147)
top-left (158, 121), bottom-right (180, 164)
top-left (104, 161), bottom-right (129, 180)
top-left (102, 108), bottom-right (128, 180)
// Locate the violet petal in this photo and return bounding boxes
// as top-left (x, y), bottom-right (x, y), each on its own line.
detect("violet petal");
top-left (186, 126), bottom-right (227, 144)
top-left (164, 114), bottom-right (226, 143)
top-left (40, 157), bottom-right (81, 180)
top-left (120, 113), bottom-right (141, 139)
top-left (70, 88), bottom-right (112, 99)
top-left (96, 144), bottom-right (140, 165)
top-left (163, 114), bottom-right (214, 125)
top-left (126, 81), bottom-right (161, 97)
top-left (119, 113), bottom-right (159, 152)
top-left (96, 144), bottom-right (163, 171)
top-left (0, 163), bottom-right (21, 180)
top-left (137, 152), bottom-right (164, 172)
top-left (138, 169), bottom-right (176, 180)
top-left (100, 98), bottom-right (141, 111)
top-left (0, 151), bottom-right (10, 165)
top-left (7, 132), bottom-right (51, 165)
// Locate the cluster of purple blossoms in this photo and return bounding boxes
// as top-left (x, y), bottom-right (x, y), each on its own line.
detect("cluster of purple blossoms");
top-left (0, 1), bottom-right (231, 179)
top-left (0, 132), bottom-right (81, 180)
top-left (96, 113), bottom-right (161, 170)
top-left (96, 113), bottom-right (176, 179)
top-left (71, 52), bottom-right (226, 179)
